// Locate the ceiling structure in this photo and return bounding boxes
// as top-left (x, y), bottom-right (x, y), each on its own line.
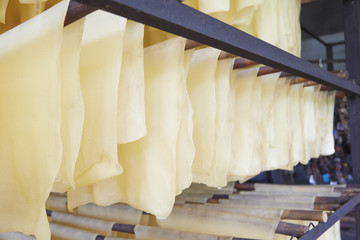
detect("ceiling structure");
top-left (301, 0), bottom-right (344, 39)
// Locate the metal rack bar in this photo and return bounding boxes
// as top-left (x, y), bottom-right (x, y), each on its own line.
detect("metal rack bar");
top-left (72, 0), bottom-right (360, 96)
top-left (329, 41), bottom-right (345, 46)
top-left (64, 1), bottom-right (96, 26)
top-left (299, 193), bottom-right (360, 240)
top-left (308, 59), bottom-right (346, 64)
top-left (301, 26), bottom-right (328, 46)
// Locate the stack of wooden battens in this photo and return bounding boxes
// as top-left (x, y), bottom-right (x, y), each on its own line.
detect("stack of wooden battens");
top-left (42, 183), bottom-right (360, 239)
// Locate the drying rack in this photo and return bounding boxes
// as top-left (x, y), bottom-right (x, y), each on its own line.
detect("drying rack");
top-left (66, 0), bottom-right (360, 239)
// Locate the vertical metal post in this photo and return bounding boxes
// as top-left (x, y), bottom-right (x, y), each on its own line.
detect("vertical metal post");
top-left (326, 45), bottom-right (334, 71)
top-left (343, 0), bottom-right (360, 184)
top-left (343, 0), bottom-right (360, 239)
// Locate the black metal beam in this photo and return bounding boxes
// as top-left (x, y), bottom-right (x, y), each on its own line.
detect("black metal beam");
top-left (329, 41), bottom-right (345, 46)
top-left (73, 0), bottom-right (360, 95)
top-left (65, 1), bottom-right (96, 26)
top-left (301, 26), bottom-right (328, 46)
top-left (308, 59), bottom-right (345, 64)
top-left (299, 193), bottom-right (360, 240)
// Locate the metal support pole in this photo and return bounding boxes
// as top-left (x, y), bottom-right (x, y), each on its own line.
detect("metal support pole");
top-left (326, 45), bottom-right (334, 71)
top-left (343, 0), bottom-right (360, 239)
top-left (343, 0), bottom-right (360, 184)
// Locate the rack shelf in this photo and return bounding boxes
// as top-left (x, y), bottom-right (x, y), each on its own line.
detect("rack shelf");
top-left (68, 0), bottom-right (360, 239)
top-left (73, 0), bottom-right (360, 95)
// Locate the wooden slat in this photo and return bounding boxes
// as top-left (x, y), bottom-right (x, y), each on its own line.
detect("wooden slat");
top-left (281, 210), bottom-right (328, 222)
top-left (276, 222), bottom-right (309, 238)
